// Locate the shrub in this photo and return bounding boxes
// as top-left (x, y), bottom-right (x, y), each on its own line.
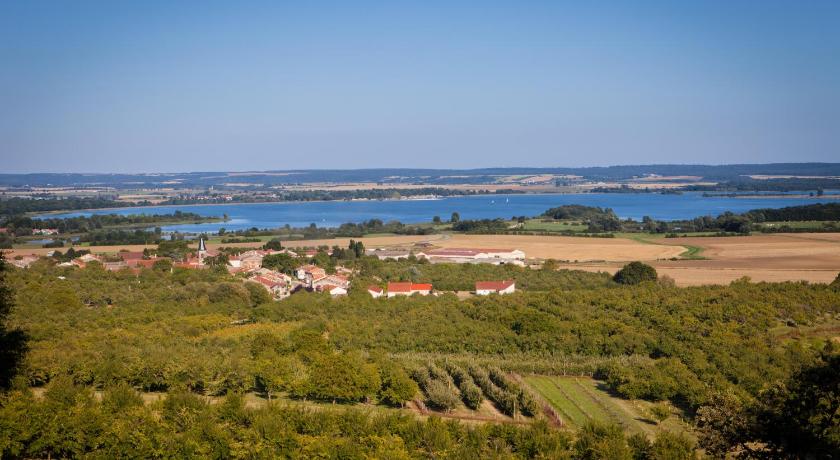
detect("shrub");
top-left (613, 261), bottom-right (657, 285)
top-left (424, 380), bottom-right (460, 411)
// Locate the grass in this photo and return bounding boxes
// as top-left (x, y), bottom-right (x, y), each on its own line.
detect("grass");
top-left (523, 375), bottom-right (693, 438)
top-left (678, 245), bottom-right (706, 260)
top-left (520, 219), bottom-right (587, 233)
top-left (759, 221), bottom-right (840, 230)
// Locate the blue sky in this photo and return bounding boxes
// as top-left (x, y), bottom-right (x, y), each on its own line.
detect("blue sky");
top-left (1, 1), bottom-right (838, 173)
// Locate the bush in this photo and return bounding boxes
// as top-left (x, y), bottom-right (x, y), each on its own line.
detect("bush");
top-left (424, 380), bottom-right (460, 411)
top-left (613, 262), bottom-right (657, 285)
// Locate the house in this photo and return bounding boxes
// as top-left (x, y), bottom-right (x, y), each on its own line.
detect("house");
top-left (33, 228), bottom-right (59, 236)
top-left (367, 285), bottom-right (384, 298)
top-left (317, 284), bottom-right (347, 297)
top-left (415, 248), bottom-right (525, 265)
top-left (248, 270), bottom-right (295, 299)
top-left (386, 282), bottom-right (433, 297)
top-left (249, 276), bottom-right (291, 299)
top-left (312, 274), bottom-right (350, 290)
top-left (475, 280), bottom-right (516, 295)
top-left (296, 264), bottom-right (327, 285)
top-left (237, 251), bottom-right (265, 270)
top-left (71, 253), bottom-right (102, 268)
top-left (118, 252), bottom-right (146, 267)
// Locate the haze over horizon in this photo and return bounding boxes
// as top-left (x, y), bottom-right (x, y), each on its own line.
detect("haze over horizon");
top-left (2, 1), bottom-right (839, 174)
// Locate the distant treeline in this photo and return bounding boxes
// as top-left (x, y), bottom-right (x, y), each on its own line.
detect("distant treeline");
top-left (160, 187), bottom-right (524, 206)
top-left (685, 177), bottom-right (840, 192)
top-left (3, 163), bottom-right (840, 187)
top-left (0, 197), bottom-right (142, 216)
top-left (743, 202), bottom-right (840, 222)
top-left (1, 211), bottom-right (217, 236)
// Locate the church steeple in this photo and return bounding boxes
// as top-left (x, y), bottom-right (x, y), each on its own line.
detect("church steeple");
top-left (198, 237), bottom-right (207, 265)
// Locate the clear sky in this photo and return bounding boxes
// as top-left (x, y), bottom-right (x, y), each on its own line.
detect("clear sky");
top-left (1, 1), bottom-right (838, 173)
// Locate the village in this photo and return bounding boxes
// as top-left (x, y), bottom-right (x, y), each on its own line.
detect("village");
top-left (7, 238), bottom-right (524, 300)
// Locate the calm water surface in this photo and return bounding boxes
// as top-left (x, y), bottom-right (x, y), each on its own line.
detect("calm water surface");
top-left (43, 192), bottom-right (839, 232)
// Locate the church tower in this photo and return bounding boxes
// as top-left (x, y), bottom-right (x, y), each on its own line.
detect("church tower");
top-left (198, 237), bottom-right (207, 265)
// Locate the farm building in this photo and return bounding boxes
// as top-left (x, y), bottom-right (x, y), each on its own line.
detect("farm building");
top-left (475, 280), bottom-right (516, 295)
top-left (366, 248), bottom-right (411, 260)
top-left (415, 248), bottom-right (525, 265)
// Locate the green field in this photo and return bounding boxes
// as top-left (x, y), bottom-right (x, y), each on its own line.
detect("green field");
top-left (523, 375), bottom-right (692, 438)
top-left (521, 219), bottom-right (587, 232)
top-left (758, 220), bottom-right (840, 230)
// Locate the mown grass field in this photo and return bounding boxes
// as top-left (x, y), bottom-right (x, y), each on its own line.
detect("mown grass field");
top-left (523, 375), bottom-right (693, 438)
top-left (521, 219), bottom-right (588, 232)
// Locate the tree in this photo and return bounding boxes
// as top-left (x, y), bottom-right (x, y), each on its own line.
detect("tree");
top-left (254, 354), bottom-right (308, 400)
top-left (0, 252), bottom-right (27, 390)
top-left (432, 216), bottom-right (441, 224)
top-left (378, 362), bottom-right (418, 407)
top-left (450, 212), bottom-right (460, 223)
top-left (750, 344), bottom-right (840, 458)
top-left (574, 421), bottom-right (633, 460)
top-left (156, 240), bottom-right (192, 261)
top-left (262, 253), bottom-right (299, 274)
top-left (613, 262), bottom-right (658, 285)
top-left (263, 239), bottom-right (283, 251)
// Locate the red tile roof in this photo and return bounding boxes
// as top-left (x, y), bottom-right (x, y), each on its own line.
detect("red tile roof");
top-left (367, 285), bottom-right (383, 293)
top-left (475, 280), bottom-right (515, 291)
top-left (387, 282), bottom-right (412, 293)
top-left (388, 282), bottom-right (433, 293)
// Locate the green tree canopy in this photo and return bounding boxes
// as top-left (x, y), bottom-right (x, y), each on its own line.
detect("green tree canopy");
top-left (613, 262), bottom-right (658, 285)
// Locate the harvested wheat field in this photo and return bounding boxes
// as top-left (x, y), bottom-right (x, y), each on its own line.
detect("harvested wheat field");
top-left (557, 233), bottom-right (840, 286)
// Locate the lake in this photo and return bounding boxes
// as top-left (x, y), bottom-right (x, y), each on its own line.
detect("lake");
top-left (40, 192), bottom-right (839, 233)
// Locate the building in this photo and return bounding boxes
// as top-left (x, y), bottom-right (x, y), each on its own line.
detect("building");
top-left (415, 248), bottom-right (525, 265)
top-left (312, 274), bottom-right (350, 290)
top-left (317, 284), bottom-right (348, 297)
top-left (33, 228), bottom-right (59, 235)
top-left (366, 248), bottom-right (411, 260)
top-left (475, 280), bottom-right (516, 295)
top-left (103, 261), bottom-right (128, 272)
top-left (386, 282), bottom-right (433, 297)
top-left (296, 264), bottom-right (327, 285)
top-left (237, 251), bottom-right (265, 270)
top-left (248, 270), bottom-right (295, 299)
top-left (367, 285), bottom-right (384, 298)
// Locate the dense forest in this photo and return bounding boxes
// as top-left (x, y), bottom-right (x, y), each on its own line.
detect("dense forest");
top-left (0, 253), bottom-right (838, 456)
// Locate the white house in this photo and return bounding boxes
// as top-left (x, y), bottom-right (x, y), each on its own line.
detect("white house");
top-left (386, 282), bottom-right (433, 297)
top-left (367, 285), bottom-right (384, 298)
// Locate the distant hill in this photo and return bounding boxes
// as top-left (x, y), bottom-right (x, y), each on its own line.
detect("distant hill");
top-left (1, 163), bottom-right (839, 189)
